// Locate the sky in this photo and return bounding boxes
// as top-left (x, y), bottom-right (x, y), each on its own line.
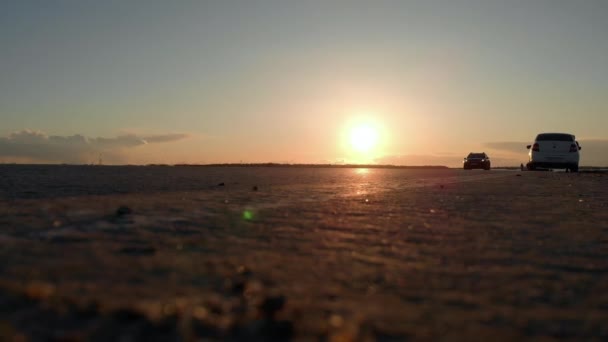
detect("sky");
top-left (1, 0), bottom-right (607, 166)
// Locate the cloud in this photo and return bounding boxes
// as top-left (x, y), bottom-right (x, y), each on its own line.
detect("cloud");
top-left (142, 133), bottom-right (189, 144)
top-left (0, 130), bottom-right (188, 164)
top-left (93, 134), bottom-right (147, 148)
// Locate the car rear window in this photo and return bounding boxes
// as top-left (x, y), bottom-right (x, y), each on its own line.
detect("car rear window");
top-left (536, 134), bottom-right (573, 141)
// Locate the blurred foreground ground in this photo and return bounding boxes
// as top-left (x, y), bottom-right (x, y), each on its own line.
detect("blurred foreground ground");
top-left (0, 166), bottom-right (607, 341)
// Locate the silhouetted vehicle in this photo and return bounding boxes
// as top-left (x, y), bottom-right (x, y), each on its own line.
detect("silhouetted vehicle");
top-left (526, 133), bottom-right (581, 172)
top-left (463, 152), bottom-right (491, 170)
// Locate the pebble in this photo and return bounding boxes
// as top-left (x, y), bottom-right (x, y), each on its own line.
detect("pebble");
top-left (329, 314), bottom-right (344, 328)
top-left (115, 206), bottom-right (132, 217)
top-left (259, 296), bottom-right (286, 318)
top-left (237, 265), bottom-right (253, 276)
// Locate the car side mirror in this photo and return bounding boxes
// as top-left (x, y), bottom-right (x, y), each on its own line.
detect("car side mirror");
top-left (526, 145), bottom-right (531, 149)
top-left (579, 146), bottom-right (582, 150)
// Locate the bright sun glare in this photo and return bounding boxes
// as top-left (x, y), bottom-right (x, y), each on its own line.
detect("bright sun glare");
top-left (350, 124), bottom-right (379, 153)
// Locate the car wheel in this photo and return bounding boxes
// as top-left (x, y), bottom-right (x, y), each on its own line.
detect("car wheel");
top-left (527, 163), bottom-right (536, 171)
top-left (571, 164), bottom-right (579, 173)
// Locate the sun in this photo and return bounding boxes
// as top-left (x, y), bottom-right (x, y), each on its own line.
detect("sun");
top-left (350, 124), bottom-right (379, 153)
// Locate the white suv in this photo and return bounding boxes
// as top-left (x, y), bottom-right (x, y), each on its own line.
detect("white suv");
top-left (526, 133), bottom-right (581, 172)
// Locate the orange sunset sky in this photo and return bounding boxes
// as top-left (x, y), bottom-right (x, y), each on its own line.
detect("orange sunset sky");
top-left (1, 1), bottom-right (607, 166)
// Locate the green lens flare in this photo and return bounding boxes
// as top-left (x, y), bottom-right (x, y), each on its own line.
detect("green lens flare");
top-left (243, 210), bottom-right (253, 220)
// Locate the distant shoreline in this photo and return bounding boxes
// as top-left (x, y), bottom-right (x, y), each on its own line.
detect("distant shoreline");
top-left (0, 163), bottom-right (449, 169)
top-left (1, 163), bottom-right (607, 170)
top-left (171, 163), bottom-right (451, 169)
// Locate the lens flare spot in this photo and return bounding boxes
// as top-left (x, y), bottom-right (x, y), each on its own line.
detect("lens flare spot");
top-left (243, 210), bottom-right (254, 220)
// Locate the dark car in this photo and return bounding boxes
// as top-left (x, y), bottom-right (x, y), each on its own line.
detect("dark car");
top-left (463, 152), bottom-right (491, 170)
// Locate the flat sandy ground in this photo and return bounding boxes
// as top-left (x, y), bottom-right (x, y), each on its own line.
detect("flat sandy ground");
top-left (0, 165), bottom-right (607, 341)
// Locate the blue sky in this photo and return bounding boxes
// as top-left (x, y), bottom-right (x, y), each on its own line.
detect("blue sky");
top-left (1, 1), bottom-right (607, 165)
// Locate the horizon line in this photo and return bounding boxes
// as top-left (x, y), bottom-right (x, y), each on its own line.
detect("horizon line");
top-left (2, 162), bottom-right (608, 169)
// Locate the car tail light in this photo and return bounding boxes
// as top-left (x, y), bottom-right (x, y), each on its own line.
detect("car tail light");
top-left (532, 143), bottom-right (539, 152)
top-left (569, 144), bottom-right (578, 152)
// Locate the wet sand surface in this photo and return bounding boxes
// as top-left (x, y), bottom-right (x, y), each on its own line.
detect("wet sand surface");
top-left (1, 165), bottom-right (607, 341)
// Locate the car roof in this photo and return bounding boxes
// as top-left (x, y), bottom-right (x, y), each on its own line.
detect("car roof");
top-left (535, 133), bottom-right (575, 141)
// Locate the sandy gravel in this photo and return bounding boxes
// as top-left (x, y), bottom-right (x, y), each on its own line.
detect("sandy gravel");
top-left (1, 165), bottom-right (607, 341)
